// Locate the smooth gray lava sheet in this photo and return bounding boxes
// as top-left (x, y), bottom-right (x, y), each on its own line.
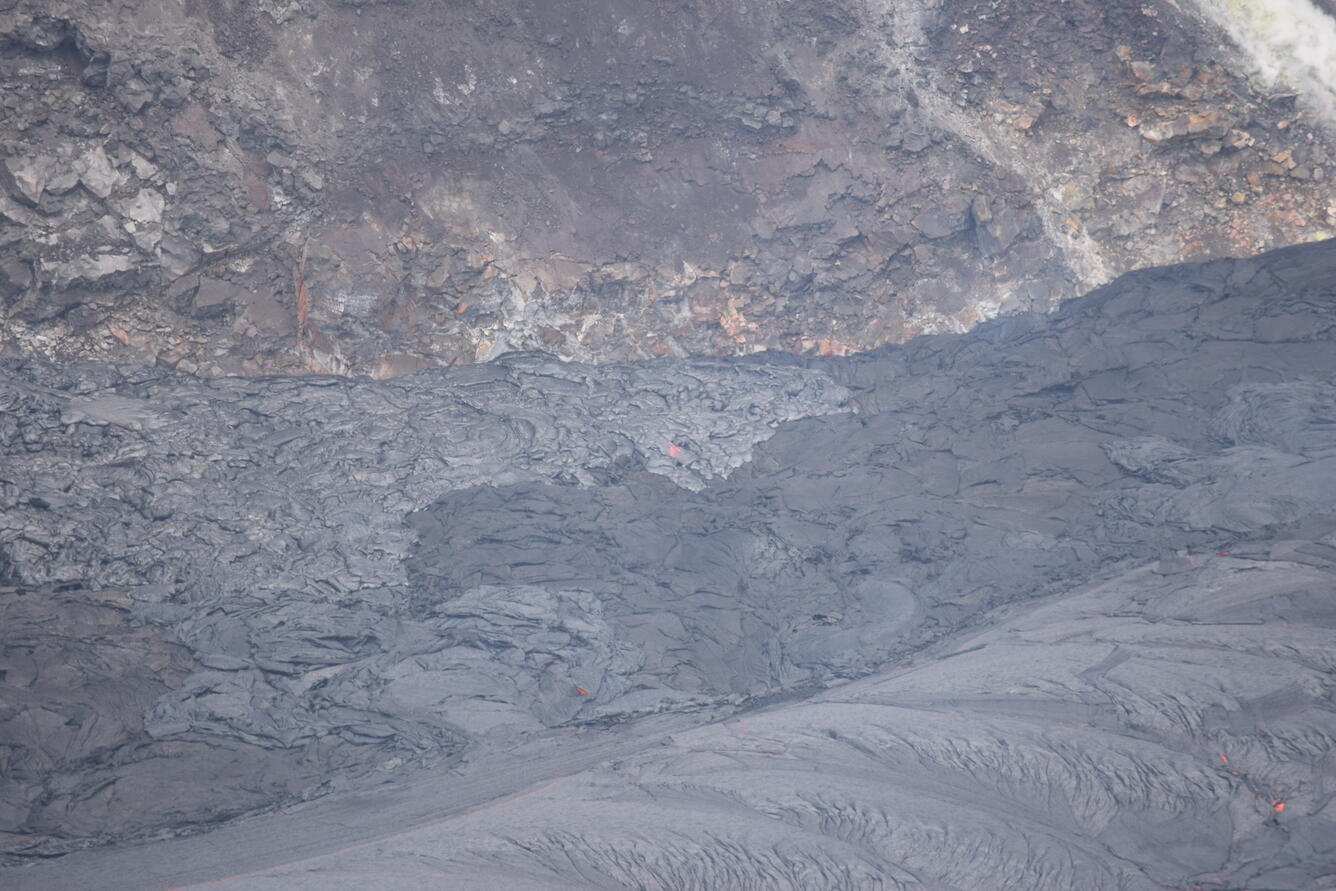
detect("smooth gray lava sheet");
top-left (3, 239), bottom-right (1336, 889)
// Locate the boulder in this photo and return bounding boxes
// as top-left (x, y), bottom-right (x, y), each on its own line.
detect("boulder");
top-left (2, 155), bottom-right (57, 206)
top-left (75, 147), bottom-right (120, 199)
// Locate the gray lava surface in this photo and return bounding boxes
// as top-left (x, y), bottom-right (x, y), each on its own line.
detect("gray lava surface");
top-left (3, 239), bottom-right (1336, 889)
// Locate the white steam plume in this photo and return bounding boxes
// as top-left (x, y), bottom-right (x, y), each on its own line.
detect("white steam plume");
top-left (1191, 0), bottom-right (1336, 128)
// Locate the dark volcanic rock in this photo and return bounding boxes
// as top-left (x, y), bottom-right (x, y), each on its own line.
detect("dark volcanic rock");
top-left (0, 349), bottom-right (850, 855)
top-left (1, 0), bottom-right (1334, 375)
top-left (2, 239), bottom-right (1334, 890)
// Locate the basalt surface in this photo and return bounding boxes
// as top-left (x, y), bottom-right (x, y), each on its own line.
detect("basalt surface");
top-left (3, 239), bottom-right (1334, 889)
top-left (2, 0), bottom-right (1335, 378)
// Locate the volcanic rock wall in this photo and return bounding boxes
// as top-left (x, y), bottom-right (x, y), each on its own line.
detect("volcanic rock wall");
top-left (2, 0), bottom-right (1334, 377)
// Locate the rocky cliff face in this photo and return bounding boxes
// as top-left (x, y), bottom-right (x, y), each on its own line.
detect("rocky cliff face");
top-left (2, 0), bottom-right (1335, 377)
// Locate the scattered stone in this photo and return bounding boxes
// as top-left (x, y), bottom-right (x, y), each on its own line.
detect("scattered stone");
top-left (2, 155), bottom-right (56, 206)
top-left (1224, 129), bottom-right (1255, 149)
top-left (39, 252), bottom-right (133, 287)
top-left (912, 196), bottom-right (971, 239)
top-left (0, 259), bottom-right (34, 296)
top-left (75, 146), bottom-right (119, 199)
top-left (115, 188), bottom-right (165, 224)
top-left (45, 167), bottom-right (82, 196)
top-left (191, 277), bottom-right (245, 320)
top-left (130, 154), bottom-right (159, 179)
top-left (157, 233), bottom-right (202, 277)
top-left (1140, 110), bottom-right (1230, 144)
top-left (170, 103), bottom-right (223, 149)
